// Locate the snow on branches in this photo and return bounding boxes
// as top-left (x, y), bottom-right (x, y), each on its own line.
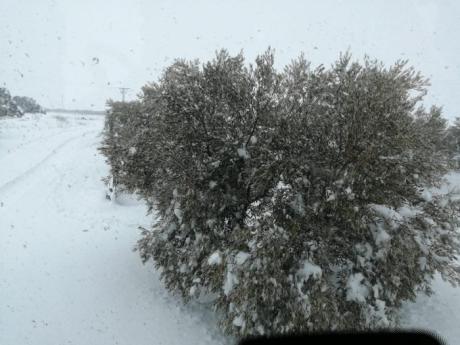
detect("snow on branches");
top-left (101, 50), bottom-right (460, 337)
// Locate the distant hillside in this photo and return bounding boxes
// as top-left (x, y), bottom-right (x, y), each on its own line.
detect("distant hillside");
top-left (46, 108), bottom-right (106, 115)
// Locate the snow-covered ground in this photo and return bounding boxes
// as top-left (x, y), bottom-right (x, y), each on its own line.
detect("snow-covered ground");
top-left (0, 113), bottom-right (231, 345)
top-left (0, 113), bottom-right (459, 345)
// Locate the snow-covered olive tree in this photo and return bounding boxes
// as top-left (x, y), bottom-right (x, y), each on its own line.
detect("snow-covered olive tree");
top-left (12, 96), bottom-right (45, 114)
top-left (103, 50), bottom-right (460, 336)
top-left (0, 87), bottom-right (23, 117)
top-left (100, 100), bottom-right (146, 198)
top-left (445, 118), bottom-right (460, 168)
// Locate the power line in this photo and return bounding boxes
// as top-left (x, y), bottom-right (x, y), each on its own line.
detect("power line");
top-left (118, 87), bottom-right (130, 102)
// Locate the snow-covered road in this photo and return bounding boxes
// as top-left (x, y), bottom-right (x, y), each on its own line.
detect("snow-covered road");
top-left (0, 113), bottom-right (459, 345)
top-left (0, 113), bottom-right (230, 345)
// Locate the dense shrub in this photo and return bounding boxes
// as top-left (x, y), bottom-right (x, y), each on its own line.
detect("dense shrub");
top-left (0, 88), bottom-right (45, 117)
top-left (445, 118), bottom-right (460, 168)
top-left (99, 100), bottom-right (146, 198)
top-left (101, 50), bottom-right (460, 336)
top-left (0, 87), bottom-right (23, 117)
top-left (12, 96), bottom-right (45, 114)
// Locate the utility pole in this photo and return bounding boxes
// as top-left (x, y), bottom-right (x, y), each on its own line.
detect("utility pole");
top-left (119, 87), bottom-right (130, 102)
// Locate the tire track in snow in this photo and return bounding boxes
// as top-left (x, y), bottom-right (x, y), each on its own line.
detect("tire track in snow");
top-left (0, 127), bottom-right (77, 158)
top-left (0, 130), bottom-right (98, 194)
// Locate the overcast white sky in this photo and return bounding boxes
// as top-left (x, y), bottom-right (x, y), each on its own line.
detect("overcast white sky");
top-left (1, 0), bottom-right (459, 120)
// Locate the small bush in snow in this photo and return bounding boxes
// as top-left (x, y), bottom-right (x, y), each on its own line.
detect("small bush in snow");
top-left (103, 50), bottom-right (460, 336)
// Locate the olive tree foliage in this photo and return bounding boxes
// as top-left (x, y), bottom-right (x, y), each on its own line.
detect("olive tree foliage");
top-left (12, 96), bottom-right (45, 114)
top-left (1, 88), bottom-right (45, 117)
top-left (101, 50), bottom-right (460, 336)
top-left (0, 87), bottom-right (23, 117)
top-left (445, 118), bottom-right (460, 168)
top-left (99, 100), bottom-right (148, 199)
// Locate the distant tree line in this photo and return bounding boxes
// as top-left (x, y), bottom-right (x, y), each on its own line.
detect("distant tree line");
top-left (100, 50), bottom-right (460, 337)
top-left (0, 87), bottom-right (45, 117)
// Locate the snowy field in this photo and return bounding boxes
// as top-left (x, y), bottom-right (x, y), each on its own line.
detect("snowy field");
top-left (0, 112), bottom-right (459, 345)
top-left (0, 113), bottom-right (231, 345)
